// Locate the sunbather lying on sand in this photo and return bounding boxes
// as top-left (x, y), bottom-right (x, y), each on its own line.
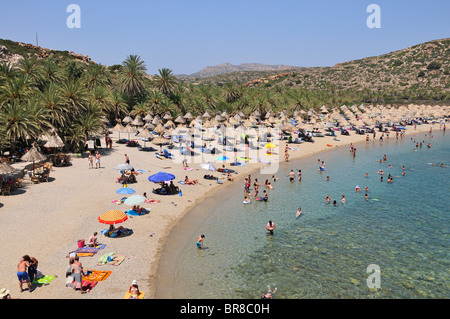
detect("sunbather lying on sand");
top-left (185, 176), bottom-right (198, 185)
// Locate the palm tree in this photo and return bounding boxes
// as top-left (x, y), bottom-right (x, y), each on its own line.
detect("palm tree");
top-left (39, 83), bottom-right (67, 127)
top-left (153, 68), bottom-right (177, 96)
top-left (223, 82), bottom-right (242, 103)
top-left (17, 57), bottom-right (42, 85)
top-left (109, 90), bottom-right (128, 121)
top-left (117, 55), bottom-right (148, 103)
top-left (59, 78), bottom-right (88, 115)
top-left (130, 102), bottom-right (149, 118)
top-left (83, 63), bottom-right (110, 89)
top-left (72, 103), bottom-right (106, 150)
top-left (0, 101), bottom-right (41, 150)
top-left (148, 90), bottom-right (162, 113)
top-left (0, 76), bottom-right (33, 104)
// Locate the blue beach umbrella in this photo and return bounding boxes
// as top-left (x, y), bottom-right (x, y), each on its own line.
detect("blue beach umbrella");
top-left (215, 155), bottom-right (230, 162)
top-left (116, 187), bottom-right (136, 195)
top-left (148, 171), bottom-right (175, 183)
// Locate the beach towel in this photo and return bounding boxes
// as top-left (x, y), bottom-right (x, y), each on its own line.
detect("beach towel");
top-left (183, 167), bottom-right (194, 171)
top-left (124, 291), bottom-right (145, 299)
top-left (82, 270), bottom-right (112, 282)
top-left (81, 280), bottom-right (98, 292)
top-left (106, 254), bottom-right (126, 266)
top-left (125, 209), bottom-right (149, 216)
top-left (98, 252), bottom-right (115, 265)
top-left (83, 244), bottom-right (106, 250)
top-left (32, 275), bottom-right (56, 286)
top-left (144, 199), bottom-right (160, 204)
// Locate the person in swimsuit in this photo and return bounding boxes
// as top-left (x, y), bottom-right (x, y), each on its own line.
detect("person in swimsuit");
top-left (88, 153), bottom-right (94, 169)
top-left (261, 287), bottom-right (277, 299)
top-left (288, 170), bottom-right (295, 182)
top-left (262, 190), bottom-right (268, 201)
top-left (17, 256), bottom-right (32, 293)
top-left (128, 280), bottom-right (141, 299)
top-left (196, 234), bottom-right (205, 249)
top-left (95, 151), bottom-right (101, 169)
top-left (266, 221), bottom-right (276, 235)
top-left (70, 257), bottom-right (85, 294)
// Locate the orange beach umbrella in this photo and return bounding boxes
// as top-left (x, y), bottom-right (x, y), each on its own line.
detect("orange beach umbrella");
top-left (98, 210), bottom-right (128, 225)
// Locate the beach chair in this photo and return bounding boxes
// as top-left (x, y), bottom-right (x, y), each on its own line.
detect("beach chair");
top-left (163, 149), bottom-right (175, 159)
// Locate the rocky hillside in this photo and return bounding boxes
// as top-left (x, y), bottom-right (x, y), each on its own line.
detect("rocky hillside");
top-left (177, 62), bottom-right (300, 78)
top-left (0, 38), bottom-right (93, 65)
top-left (183, 38), bottom-right (450, 101)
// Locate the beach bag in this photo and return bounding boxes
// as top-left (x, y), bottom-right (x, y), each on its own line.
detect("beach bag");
top-left (77, 239), bottom-right (85, 248)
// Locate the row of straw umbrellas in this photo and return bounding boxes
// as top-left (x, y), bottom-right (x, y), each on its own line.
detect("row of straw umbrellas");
top-left (112, 104), bottom-right (449, 141)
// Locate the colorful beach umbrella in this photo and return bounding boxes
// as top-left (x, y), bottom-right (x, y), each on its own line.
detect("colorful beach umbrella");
top-left (215, 155), bottom-right (230, 162)
top-left (98, 210), bottom-right (128, 225)
top-left (148, 171), bottom-right (175, 183)
top-left (124, 195), bottom-right (146, 206)
top-left (116, 187), bottom-right (136, 194)
top-left (264, 143), bottom-right (277, 149)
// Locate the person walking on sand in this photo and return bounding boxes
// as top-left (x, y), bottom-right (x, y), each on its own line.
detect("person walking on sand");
top-left (88, 153), bottom-right (94, 169)
top-left (17, 256), bottom-right (33, 293)
top-left (95, 151), bottom-right (101, 169)
top-left (125, 154), bottom-right (130, 165)
top-left (196, 234), bottom-right (205, 249)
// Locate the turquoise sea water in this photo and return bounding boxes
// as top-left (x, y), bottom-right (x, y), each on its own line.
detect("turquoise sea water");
top-left (157, 130), bottom-right (449, 299)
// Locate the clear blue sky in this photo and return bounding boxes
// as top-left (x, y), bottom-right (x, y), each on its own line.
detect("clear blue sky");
top-left (1, 0), bottom-right (449, 75)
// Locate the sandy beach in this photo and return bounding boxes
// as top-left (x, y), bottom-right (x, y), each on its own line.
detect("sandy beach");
top-left (0, 121), bottom-right (441, 299)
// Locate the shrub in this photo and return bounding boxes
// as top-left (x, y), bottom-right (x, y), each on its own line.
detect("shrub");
top-left (427, 61), bottom-right (441, 70)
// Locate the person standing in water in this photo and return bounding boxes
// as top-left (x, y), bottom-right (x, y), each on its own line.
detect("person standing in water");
top-left (266, 221), bottom-right (276, 235)
top-left (296, 208), bottom-right (302, 218)
top-left (196, 234), bottom-right (205, 249)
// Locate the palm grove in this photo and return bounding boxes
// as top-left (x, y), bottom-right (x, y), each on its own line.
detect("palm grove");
top-left (0, 54), bottom-right (404, 154)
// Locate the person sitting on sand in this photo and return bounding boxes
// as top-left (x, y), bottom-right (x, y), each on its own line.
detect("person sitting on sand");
top-left (87, 232), bottom-right (98, 247)
top-left (128, 280), bottom-right (141, 299)
top-left (107, 225), bottom-right (129, 238)
top-left (227, 172), bottom-right (234, 182)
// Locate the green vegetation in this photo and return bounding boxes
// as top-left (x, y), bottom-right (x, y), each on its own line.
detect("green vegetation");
top-left (0, 38), bottom-right (449, 155)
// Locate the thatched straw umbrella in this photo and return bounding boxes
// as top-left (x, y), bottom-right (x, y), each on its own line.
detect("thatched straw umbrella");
top-left (44, 134), bottom-right (64, 149)
top-left (122, 115), bottom-right (133, 125)
top-left (131, 116), bottom-right (144, 127)
top-left (175, 115), bottom-right (185, 124)
top-left (154, 123), bottom-right (166, 135)
top-left (0, 162), bottom-right (15, 175)
top-left (122, 124), bottom-right (137, 140)
top-left (21, 143), bottom-right (47, 176)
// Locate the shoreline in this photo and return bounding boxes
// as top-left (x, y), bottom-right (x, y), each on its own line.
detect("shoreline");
top-left (151, 123), bottom-right (437, 298)
top-left (0, 122), bottom-right (439, 299)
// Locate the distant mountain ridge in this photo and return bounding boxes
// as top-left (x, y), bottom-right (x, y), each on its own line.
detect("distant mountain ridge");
top-left (177, 62), bottom-right (300, 78)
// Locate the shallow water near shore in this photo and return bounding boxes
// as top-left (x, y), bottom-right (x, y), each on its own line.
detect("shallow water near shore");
top-left (156, 130), bottom-right (449, 299)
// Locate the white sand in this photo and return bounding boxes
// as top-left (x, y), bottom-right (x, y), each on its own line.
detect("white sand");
top-left (0, 122), bottom-right (438, 299)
